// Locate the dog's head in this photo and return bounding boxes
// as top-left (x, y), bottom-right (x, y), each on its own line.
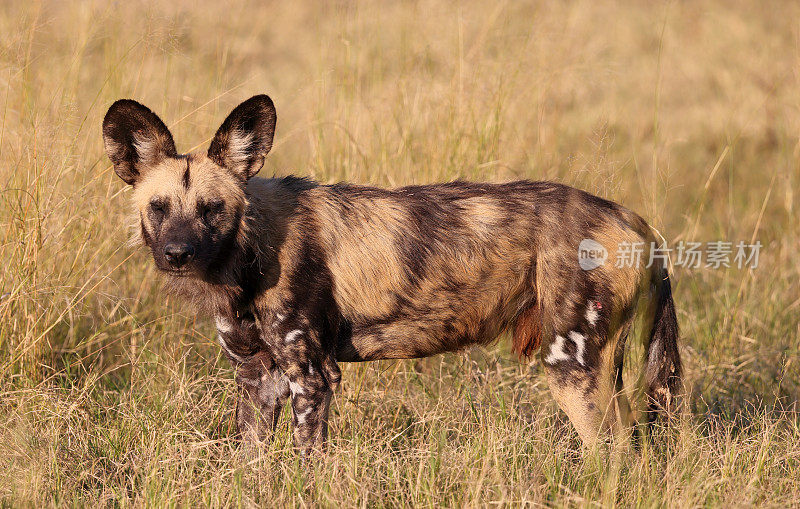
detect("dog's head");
top-left (102, 95), bottom-right (276, 278)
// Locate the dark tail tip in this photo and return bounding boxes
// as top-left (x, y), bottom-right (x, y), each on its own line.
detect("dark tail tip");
top-left (645, 273), bottom-right (682, 423)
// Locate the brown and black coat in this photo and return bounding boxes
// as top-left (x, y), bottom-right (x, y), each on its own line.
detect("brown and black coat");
top-left (103, 95), bottom-right (681, 453)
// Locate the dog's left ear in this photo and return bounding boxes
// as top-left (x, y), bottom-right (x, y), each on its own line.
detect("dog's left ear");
top-left (208, 95), bottom-right (276, 181)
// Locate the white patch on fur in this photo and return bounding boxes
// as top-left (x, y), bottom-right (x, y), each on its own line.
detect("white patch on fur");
top-left (104, 139), bottom-right (125, 161)
top-left (308, 365), bottom-right (315, 375)
top-left (218, 334), bottom-right (246, 363)
top-left (295, 407), bottom-right (313, 425)
top-left (585, 303), bottom-right (599, 326)
top-left (132, 131), bottom-right (163, 164)
top-left (545, 335), bottom-right (571, 365)
top-left (227, 129), bottom-right (255, 165)
top-left (568, 331), bottom-right (587, 366)
top-left (289, 380), bottom-right (305, 396)
top-left (284, 329), bottom-right (303, 343)
top-left (545, 333), bottom-right (587, 366)
top-left (275, 313), bottom-right (286, 322)
top-left (215, 316), bottom-right (233, 334)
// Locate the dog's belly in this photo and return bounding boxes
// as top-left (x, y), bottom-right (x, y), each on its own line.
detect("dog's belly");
top-left (334, 287), bottom-right (529, 362)
top-left (335, 319), bottom-right (455, 362)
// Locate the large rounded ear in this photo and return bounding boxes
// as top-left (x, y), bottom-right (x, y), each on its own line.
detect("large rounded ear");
top-left (102, 100), bottom-right (178, 185)
top-left (207, 95), bottom-right (276, 181)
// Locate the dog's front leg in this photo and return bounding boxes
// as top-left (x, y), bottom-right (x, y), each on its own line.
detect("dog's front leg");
top-left (284, 362), bottom-right (334, 455)
top-left (215, 314), bottom-right (289, 446)
top-left (257, 310), bottom-right (341, 456)
top-left (234, 352), bottom-right (290, 445)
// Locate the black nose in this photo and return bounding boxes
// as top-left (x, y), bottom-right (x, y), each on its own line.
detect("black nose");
top-left (164, 243), bottom-right (195, 268)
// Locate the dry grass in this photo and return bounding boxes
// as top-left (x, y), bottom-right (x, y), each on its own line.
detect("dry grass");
top-left (1, 0), bottom-right (799, 506)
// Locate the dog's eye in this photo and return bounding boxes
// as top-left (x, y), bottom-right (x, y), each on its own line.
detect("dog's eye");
top-left (201, 201), bottom-right (224, 223)
top-left (149, 200), bottom-right (168, 220)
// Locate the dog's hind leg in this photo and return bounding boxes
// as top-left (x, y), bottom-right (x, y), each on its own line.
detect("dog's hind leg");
top-left (541, 301), bottom-right (634, 447)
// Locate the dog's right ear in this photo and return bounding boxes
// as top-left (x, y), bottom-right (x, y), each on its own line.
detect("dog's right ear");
top-left (102, 100), bottom-right (177, 185)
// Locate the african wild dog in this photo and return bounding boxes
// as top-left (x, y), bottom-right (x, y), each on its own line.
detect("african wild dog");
top-left (102, 95), bottom-right (681, 454)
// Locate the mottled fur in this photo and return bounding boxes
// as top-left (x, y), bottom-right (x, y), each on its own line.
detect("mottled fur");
top-left (103, 95), bottom-right (682, 454)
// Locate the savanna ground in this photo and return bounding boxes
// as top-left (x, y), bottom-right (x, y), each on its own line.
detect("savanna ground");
top-left (1, 0), bottom-right (799, 506)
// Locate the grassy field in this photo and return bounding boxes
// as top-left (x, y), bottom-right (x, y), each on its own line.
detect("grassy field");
top-left (1, 0), bottom-right (799, 506)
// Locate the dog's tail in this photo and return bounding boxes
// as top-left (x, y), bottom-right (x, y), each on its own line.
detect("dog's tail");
top-left (644, 265), bottom-right (682, 423)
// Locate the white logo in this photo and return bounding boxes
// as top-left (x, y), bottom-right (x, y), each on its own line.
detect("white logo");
top-left (578, 239), bottom-right (607, 270)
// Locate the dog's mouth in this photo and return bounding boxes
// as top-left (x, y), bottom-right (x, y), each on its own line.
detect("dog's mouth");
top-left (161, 267), bottom-right (193, 277)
